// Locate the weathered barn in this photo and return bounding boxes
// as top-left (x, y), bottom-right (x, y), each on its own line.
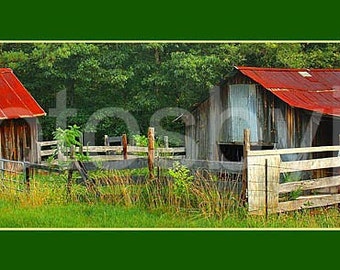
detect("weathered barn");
top-left (0, 68), bottom-right (46, 162)
top-left (185, 66), bottom-right (340, 163)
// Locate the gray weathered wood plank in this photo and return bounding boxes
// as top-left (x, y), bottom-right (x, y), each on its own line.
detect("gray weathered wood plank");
top-left (277, 194), bottom-right (340, 213)
top-left (280, 157), bottom-right (340, 173)
top-left (248, 145), bottom-right (340, 156)
top-left (279, 175), bottom-right (340, 193)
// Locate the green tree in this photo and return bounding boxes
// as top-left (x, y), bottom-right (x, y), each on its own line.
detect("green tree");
top-left (2, 42), bottom-right (340, 144)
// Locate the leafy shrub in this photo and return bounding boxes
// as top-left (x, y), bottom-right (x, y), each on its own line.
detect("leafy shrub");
top-left (168, 161), bottom-right (193, 198)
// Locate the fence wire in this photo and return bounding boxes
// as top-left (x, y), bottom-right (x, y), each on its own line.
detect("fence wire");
top-left (0, 159), bottom-right (26, 192)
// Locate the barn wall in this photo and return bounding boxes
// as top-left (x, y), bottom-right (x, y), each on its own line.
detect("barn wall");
top-left (0, 118), bottom-right (38, 162)
top-left (185, 86), bottom-right (222, 160)
top-left (187, 98), bottom-right (209, 160)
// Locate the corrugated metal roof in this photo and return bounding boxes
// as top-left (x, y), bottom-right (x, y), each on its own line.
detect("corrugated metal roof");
top-left (0, 68), bottom-right (46, 120)
top-left (235, 66), bottom-right (340, 117)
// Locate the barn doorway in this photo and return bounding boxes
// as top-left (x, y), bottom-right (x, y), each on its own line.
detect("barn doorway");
top-left (0, 119), bottom-right (31, 161)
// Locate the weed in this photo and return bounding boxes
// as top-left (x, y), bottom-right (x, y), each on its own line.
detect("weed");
top-left (168, 161), bottom-right (193, 198)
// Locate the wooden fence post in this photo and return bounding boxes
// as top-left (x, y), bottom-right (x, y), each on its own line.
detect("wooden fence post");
top-left (104, 135), bottom-right (109, 147)
top-left (36, 142), bottom-right (42, 164)
top-left (242, 128), bottom-right (281, 215)
top-left (122, 133), bottom-right (128, 160)
top-left (148, 127), bottom-right (155, 179)
top-left (164, 136), bottom-right (169, 149)
top-left (241, 129), bottom-right (250, 204)
top-left (247, 153), bottom-right (281, 215)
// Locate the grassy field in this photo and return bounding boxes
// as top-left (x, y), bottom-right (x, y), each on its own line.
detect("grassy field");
top-left (1, 198), bottom-right (340, 228)
top-left (1, 166), bottom-right (340, 229)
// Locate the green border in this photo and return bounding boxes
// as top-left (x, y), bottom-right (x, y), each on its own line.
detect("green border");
top-left (1, 230), bottom-right (340, 267)
top-left (1, 2), bottom-right (340, 267)
top-left (1, 1), bottom-right (340, 40)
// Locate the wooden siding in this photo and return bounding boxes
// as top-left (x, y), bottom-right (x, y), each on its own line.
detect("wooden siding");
top-left (185, 86), bottom-right (222, 160)
top-left (0, 118), bottom-right (38, 162)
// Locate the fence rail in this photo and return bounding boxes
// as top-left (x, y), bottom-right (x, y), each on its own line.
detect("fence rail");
top-left (0, 158), bottom-right (63, 192)
top-left (79, 157), bottom-right (243, 173)
top-left (36, 140), bottom-right (185, 164)
top-left (244, 129), bottom-right (340, 215)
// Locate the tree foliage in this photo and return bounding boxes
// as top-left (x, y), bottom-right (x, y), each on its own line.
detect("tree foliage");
top-left (1, 42), bottom-right (340, 144)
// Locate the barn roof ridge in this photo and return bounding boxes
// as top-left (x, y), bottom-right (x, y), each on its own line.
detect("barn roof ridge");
top-left (235, 66), bottom-right (340, 72)
top-left (0, 68), bottom-right (46, 120)
top-left (231, 66), bottom-right (340, 117)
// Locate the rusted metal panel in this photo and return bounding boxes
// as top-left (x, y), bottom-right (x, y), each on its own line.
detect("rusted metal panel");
top-left (236, 66), bottom-right (340, 117)
top-left (0, 68), bottom-right (46, 120)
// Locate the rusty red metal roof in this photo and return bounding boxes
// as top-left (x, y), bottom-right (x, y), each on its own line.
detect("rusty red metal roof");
top-left (0, 68), bottom-right (46, 120)
top-left (235, 66), bottom-right (340, 117)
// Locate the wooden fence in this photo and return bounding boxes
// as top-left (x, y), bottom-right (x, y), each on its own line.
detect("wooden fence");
top-left (244, 129), bottom-right (340, 215)
top-left (35, 128), bottom-right (340, 215)
top-left (36, 138), bottom-right (185, 164)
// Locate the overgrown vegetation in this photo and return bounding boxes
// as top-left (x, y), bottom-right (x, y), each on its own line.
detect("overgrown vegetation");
top-left (48, 125), bottom-right (90, 165)
top-left (1, 163), bottom-right (339, 228)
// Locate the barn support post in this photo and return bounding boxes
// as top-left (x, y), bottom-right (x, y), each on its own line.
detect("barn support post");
top-left (148, 127), bottom-right (155, 179)
top-left (122, 133), bottom-right (128, 160)
top-left (241, 129), bottom-right (250, 204)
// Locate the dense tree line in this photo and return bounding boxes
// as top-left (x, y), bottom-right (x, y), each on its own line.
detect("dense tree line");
top-left (1, 42), bottom-right (340, 145)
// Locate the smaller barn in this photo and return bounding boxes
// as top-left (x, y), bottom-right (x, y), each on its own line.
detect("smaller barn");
top-left (185, 66), bottom-right (340, 164)
top-left (0, 68), bottom-right (46, 162)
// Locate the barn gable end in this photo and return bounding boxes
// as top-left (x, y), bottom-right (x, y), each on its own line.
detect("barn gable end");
top-left (186, 66), bottom-right (340, 163)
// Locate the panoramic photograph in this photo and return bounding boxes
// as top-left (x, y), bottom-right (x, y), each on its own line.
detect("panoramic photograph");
top-left (1, 42), bottom-right (340, 228)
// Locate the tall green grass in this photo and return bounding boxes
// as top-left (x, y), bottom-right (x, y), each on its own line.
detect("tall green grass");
top-left (0, 165), bottom-right (340, 228)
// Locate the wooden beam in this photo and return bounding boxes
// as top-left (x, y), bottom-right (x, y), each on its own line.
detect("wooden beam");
top-left (248, 145), bottom-right (340, 157)
top-left (277, 194), bottom-right (340, 213)
top-left (279, 175), bottom-right (340, 194)
top-left (40, 149), bottom-right (56, 156)
top-left (281, 157), bottom-right (340, 173)
top-left (37, 140), bottom-right (58, 147)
